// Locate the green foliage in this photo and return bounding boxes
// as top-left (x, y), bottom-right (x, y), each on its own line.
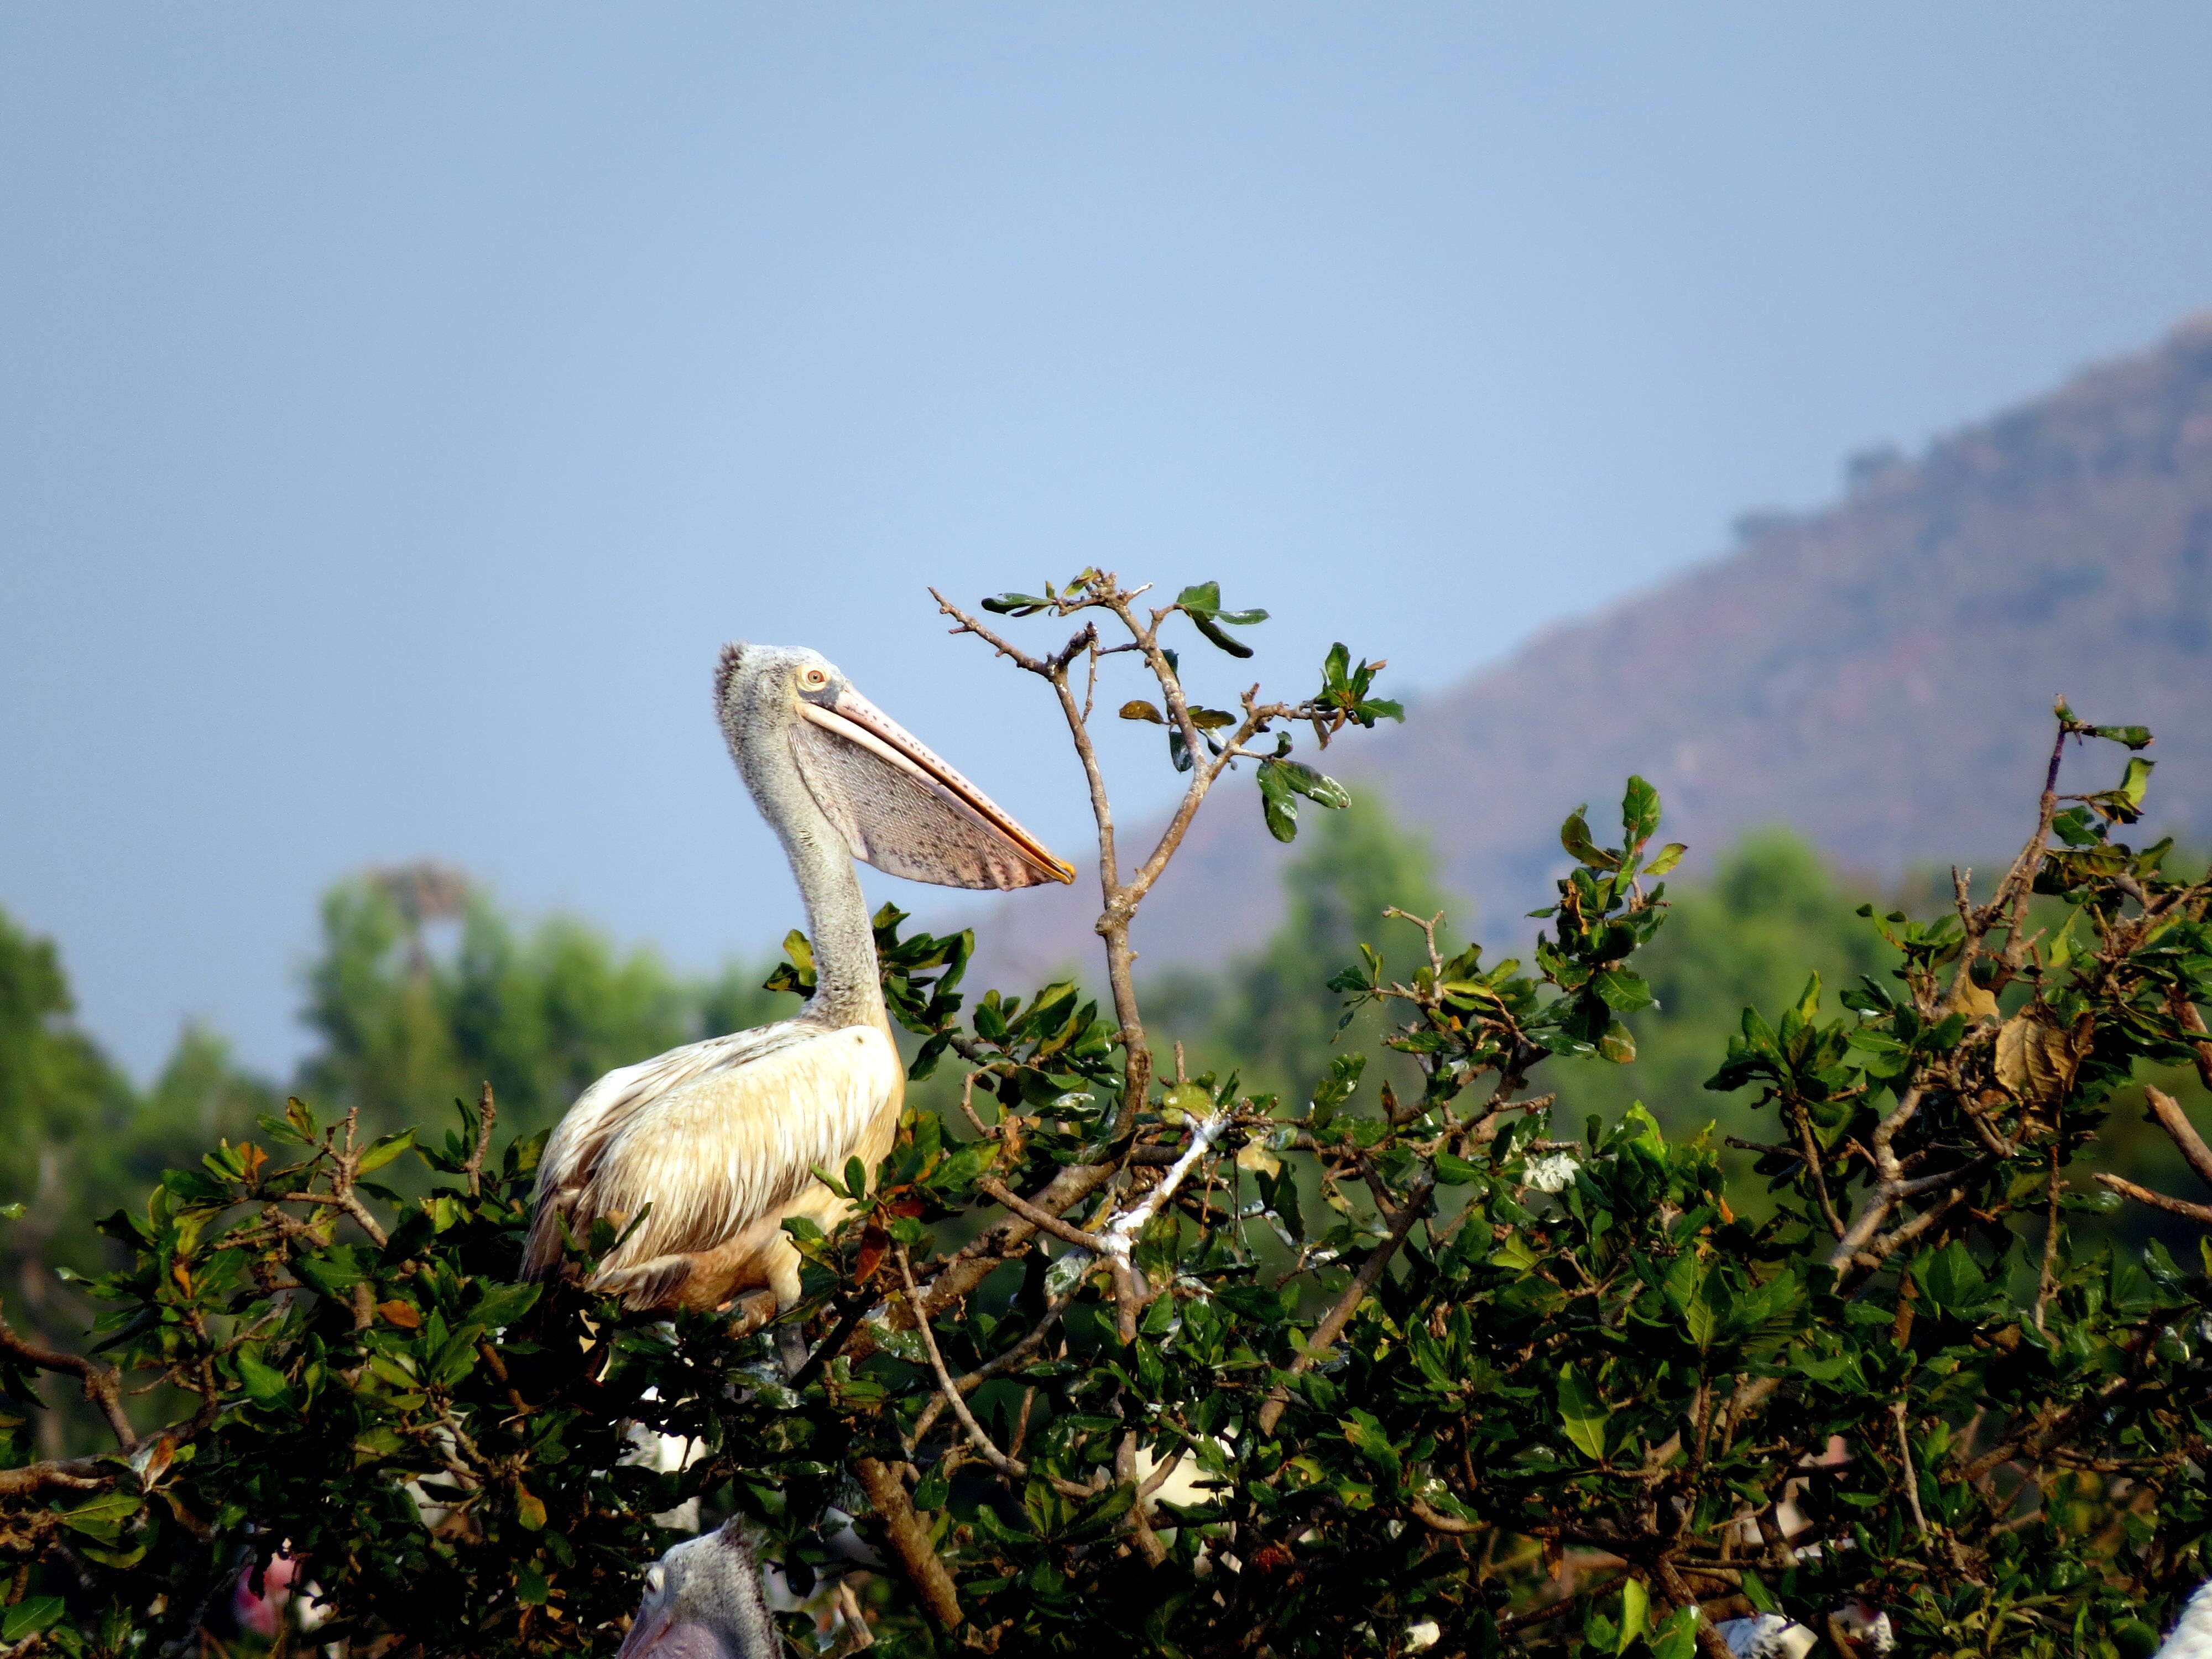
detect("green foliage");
top-left (6, 585), bottom-right (2212, 1659)
top-left (1555, 829), bottom-right (1900, 1155)
top-left (1152, 791), bottom-right (1458, 1104)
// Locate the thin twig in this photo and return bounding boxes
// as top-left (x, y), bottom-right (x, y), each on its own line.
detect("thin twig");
top-left (466, 1082), bottom-right (496, 1198)
top-left (1256, 1170), bottom-right (1436, 1436)
top-left (1892, 1401), bottom-right (1931, 1538)
top-left (977, 1177), bottom-right (1105, 1251)
top-left (2094, 1172), bottom-right (2212, 1225)
top-left (2034, 1145), bottom-right (2063, 1333)
top-left (2145, 1085), bottom-right (2212, 1193)
top-left (896, 1248), bottom-right (1025, 1479)
top-left (0, 1313), bottom-right (136, 1451)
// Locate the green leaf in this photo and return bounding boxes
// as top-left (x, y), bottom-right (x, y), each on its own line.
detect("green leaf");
top-left (2090, 722), bottom-right (2154, 749)
top-left (1560, 808), bottom-right (1619, 871)
top-left (1642, 841), bottom-right (1687, 876)
top-left (1258, 762), bottom-right (1299, 842)
top-left (468, 1282), bottom-right (541, 1332)
top-left (1311, 1053), bottom-right (1365, 1120)
top-left (60, 1491), bottom-right (140, 1543)
top-left (1614, 1578), bottom-right (1648, 1651)
top-left (514, 1484), bottom-right (546, 1531)
top-left (1792, 972), bottom-right (1822, 1021)
top-left (1159, 1082), bottom-right (1212, 1123)
top-left (236, 1348), bottom-right (294, 1406)
top-left (1556, 1366), bottom-right (1609, 1460)
top-left (1272, 760), bottom-right (1350, 810)
top-left (2119, 753), bottom-right (2154, 808)
top-left (1491, 1234), bottom-right (1540, 1274)
top-left (931, 1140), bottom-right (998, 1191)
top-left (1649, 1607), bottom-right (1702, 1659)
top-left (1191, 612), bottom-right (1255, 657)
top-left (1176, 580), bottom-right (1223, 612)
top-left (357, 1128), bottom-right (417, 1174)
top-left (1620, 775), bottom-right (1661, 846)
top-left (1912, 1240), bottom-right (1989, 1313)
top-left (1591, 968), bottom-right (1654, 1013)
top-left (1339, 1408), bottom-right (1403, 1489)
top-left (2, 1600), bottom-right (65, 1642)
top-left (980, 592), bottom-right (1051, 615)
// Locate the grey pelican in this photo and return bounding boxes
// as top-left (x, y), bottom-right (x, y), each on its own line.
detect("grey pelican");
top-left (524, 643), bottom-right (1071, 1315)
top-left (617, 1521), bottom-right (780, 1658)
top-left (1716, 1599), bottom-right (1893, 1658)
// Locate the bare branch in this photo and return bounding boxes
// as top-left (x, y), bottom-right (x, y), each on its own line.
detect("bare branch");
top-left (853, 1455), bottom-right (962, 1630)
top-left (0, 1312), bottom-right (136, 1452)
top-left (2094, 1172), bottom-right (2212, 1227)
top-left (977, 1176), bottom-right (1105, 1251)
top-left (2145, 1085), bottom-right (2212, 1194)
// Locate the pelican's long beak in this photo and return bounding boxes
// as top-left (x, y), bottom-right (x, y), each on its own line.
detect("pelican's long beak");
top-left (797, 686), bottom-right (1076, 885)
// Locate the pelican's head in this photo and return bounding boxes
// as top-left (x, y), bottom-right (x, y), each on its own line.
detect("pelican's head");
top-left (715, 643), bottom-right (1075, 890)
top-left (616, 1522), bottom-right (777, 1659)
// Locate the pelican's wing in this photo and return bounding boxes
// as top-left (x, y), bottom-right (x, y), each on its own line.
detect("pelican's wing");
top-left (523, 1020), bottom-right (900, 1279)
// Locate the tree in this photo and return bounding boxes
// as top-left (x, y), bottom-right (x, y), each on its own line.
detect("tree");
top-left (3, 576), bottom-right (2209, 1659)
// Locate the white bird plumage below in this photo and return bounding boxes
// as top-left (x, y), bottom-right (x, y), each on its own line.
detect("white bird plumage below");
top-left (2156, 1580), bottom-right (2212, 1658)
top-left (1715, 1599), bottom-right (1893, 1658)
top-left (524, 643), bottom-right (1071, 1316)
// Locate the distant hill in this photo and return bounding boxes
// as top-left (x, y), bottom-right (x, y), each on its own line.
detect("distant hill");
top-left (972, 315), bottom-right (2212, 987)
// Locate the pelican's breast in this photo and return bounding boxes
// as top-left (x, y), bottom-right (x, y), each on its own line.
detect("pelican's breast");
top-left (524, 1020), bottom-right (903, 1280)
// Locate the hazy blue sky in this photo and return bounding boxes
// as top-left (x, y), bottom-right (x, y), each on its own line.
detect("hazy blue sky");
top-left (7, 6), bottom-right (2212, 1079)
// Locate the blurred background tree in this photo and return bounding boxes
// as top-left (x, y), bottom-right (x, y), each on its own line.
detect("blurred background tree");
top-left (295, 862), bottom-right (784, 1142)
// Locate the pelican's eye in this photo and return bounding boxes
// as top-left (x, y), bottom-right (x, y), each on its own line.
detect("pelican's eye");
top-left (798, 666), bottom-right (831, 693)
top-left (645, 1564), bottom-right (665, 1595)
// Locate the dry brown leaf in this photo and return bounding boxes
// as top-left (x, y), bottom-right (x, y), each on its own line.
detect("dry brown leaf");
top-left (1949, 978), bottom-right (2001, 1021)
top-left (1995, 1014), bottom-right (2089, 1104)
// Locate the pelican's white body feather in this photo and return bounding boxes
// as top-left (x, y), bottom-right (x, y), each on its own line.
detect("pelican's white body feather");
top-left (2159, 1582), bottom-right (2212, 1658)
top-left (527, 1018), bottom-right (901, 1310)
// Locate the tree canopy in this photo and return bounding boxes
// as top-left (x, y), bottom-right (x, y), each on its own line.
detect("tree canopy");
top-left (3, 576), bottom-right (2210, 1659)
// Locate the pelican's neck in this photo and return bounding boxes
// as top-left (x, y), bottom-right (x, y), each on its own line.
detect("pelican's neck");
top-left (734, 711), bottom-right (887, 1033)
top-left (784, 801), bottom-right (887, 1031)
